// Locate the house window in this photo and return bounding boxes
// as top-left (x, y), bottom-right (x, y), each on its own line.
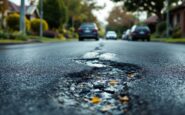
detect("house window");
top-left (177, 13), bottom-right (181, 23)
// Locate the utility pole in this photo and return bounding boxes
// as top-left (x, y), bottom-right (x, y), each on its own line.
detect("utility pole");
top-left (40, 0), bottom-right (43, 37)
top-left (20, 0), bottom-right (25, 35)
top-left (166, 0), bottom-right (170, 37)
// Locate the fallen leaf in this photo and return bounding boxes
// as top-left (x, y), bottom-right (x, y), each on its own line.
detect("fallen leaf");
top-left (127, 73), bottom-right (135, 78)
top-left (123, 109), bottom-right (128, 113)
top-left (119, 96), bottom-right (129, 103)
top-left (101, 105), bottom-right (113, 112)
top-left (109, 80), bottom-right (118, 86)
top-left (91, 96), bottom-right (101, 104)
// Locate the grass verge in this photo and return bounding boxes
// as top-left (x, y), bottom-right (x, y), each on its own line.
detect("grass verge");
top-left (151, 38), bottom-right (185, 43)
top-left (0, 36), bottom-right (77, 44)
top-left (0, 39), bottom-right (25, 44)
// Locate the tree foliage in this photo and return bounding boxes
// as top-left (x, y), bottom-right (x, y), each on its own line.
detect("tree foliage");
top-left (64, 0), bottom-right (101, 28)
top-left (43, 0), bottom-right (99, 29)
top-left (107, 6), bottom-right (137, 30)
top-left (43, 0), bottom-right (68, 29)
top-left (112, 0), bottom-right (182, 20)
top-left (107, 6), bottom-right (138, 37)
top-left (0, 0), bottom-right (8, 28)
top-left (0, 0), bottom-right (8, 13)
top-left (6, 13), bottom-right (30, 31)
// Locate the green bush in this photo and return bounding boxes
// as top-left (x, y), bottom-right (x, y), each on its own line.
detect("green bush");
top-left (172, 26), bottom-right (182, 38)
top-left (9, 32), bottom-right (27, 40)
top-left (57, 34), bottom-right (66, 40)
top-left (15, 34), bottom-right (27, 41)
top-left (65, 30), bottom-right (73, 38)
top-left (98, 28), bottom-right (105, 38)
top-left (30, 18), bottom-right (49, 34)
top-left (156, 21), bottom-right (166, 37)
top-left (0, 30), bottom-right (27, 40)
top-left (69, 27), bottom-right (75, 33)
top-left (0, 31), bottom-right (10, 39)
top-left (73, 33), bottom-right (79, 39)
top-left (6, 13), bottom-right (30, 31)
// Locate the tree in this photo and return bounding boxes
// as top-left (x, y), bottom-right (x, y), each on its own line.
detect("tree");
top-left (107, 6), bottom-right (138, 31)
top-left (112, 0), bottom-right (181, 20)
top-left (0, 0), bottom-right (8, 29)
top-left (43, 0), bottom-right (68, 29)
top-left (64, 0), bottom-right (101, 28)
top-left (64, 0), bottom-right (82, 27)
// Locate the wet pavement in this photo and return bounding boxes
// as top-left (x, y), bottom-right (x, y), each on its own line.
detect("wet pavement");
top-left (1, 40), bottom-right (185, 115)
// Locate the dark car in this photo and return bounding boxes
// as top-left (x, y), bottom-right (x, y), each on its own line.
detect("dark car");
top-left (130, 25), bottom-right (151, 41)
top-left (78, 23), bottom-right (99, 41)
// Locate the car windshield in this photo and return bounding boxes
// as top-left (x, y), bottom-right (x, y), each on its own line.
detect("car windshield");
top-left (136, 26), bottom-right (150, 31)
top-left (80, 24), bottom-right (96, 29)
top-left (107, 31), bottom-right (116, 34)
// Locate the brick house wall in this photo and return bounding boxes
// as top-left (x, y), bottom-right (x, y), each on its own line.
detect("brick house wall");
top-left (170, 4), bottom-right (185, 36)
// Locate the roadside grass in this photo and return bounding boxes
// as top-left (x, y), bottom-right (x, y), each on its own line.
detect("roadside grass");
top-left (0, 35), bottom-right (77, 44)
top-left (151, 38), bottom-right (185, 43)
top-left (36, 37), bottom-right (77, 43)
top-left (0, 39), bottom-right (25, 43)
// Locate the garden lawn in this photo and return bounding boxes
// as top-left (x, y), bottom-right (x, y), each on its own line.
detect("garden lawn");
top-left (151, 38), bottom-right (185, 43)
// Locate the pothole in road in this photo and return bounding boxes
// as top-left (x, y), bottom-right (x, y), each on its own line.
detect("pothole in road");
top-left (53, 58), bottom-right (148, 115)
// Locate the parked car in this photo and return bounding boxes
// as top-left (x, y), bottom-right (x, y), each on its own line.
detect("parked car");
top-left (130, 25), bottom-right (151, 41)
top-left (78, 23), bottom-right (99, 41)
top-left (122, 29), bottom-right (131, 40)
top-left (105, 31), bottom-right (117, 40)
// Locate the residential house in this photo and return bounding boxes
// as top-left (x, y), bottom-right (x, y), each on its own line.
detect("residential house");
top-left (144, 15), bottom-right (158, 33)
top-left (170, 1), bottom-right (185, 36)
top-left (0, 0), bottom-right (39, 28)
top-left (0, 0), bottom-right (39, 21)
top-left (8, 0), bottom-right (40, 19)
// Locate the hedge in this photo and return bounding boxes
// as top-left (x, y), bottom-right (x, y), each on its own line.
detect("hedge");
top-left (30, 18), bottom-right (49, 34)
top-left (6, 13), bottom-right (30, 31)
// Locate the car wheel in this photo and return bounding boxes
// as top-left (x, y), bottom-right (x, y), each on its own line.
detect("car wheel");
top-left (132, 37), bottom-right (137, 41)
top-left (147, 37), bottom-right (150, 42)
top-left (95, 37), bottom-right (99, 41)
top-left (79, 37), bottom-right (84, 41)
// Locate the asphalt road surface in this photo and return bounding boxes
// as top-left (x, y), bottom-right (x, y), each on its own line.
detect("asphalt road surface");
top-left (0, 40), bottom-right (185, 115)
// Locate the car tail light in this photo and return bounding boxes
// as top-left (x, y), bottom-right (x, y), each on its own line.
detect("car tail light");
top-left (78, 28), bottom-right (83, 33)
top-left (93, 29), bottom-right (98, 33)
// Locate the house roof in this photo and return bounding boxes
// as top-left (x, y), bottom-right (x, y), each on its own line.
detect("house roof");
top-left (8, 1), bottom-right (20, 12)
top-left (144, 15), bottom-right (158, 24)
top-left (8, 1), bottom-right (38, 16)
top-left (26, 5), bottom-right (37, 15)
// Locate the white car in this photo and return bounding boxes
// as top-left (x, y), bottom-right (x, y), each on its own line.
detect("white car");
top-left (105, 31), bottom-right (117, 40)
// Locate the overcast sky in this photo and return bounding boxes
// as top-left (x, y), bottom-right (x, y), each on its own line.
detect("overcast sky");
top-left (92, 0), bottom-right (114, 25)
